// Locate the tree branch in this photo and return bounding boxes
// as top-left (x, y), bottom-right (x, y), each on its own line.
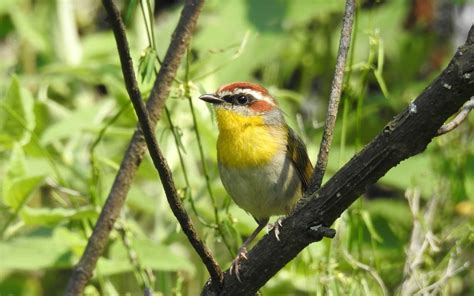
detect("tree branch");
top-left (65, 1), bottom-right (206, 295)
top-left (104, 0), bottom-right (221, 284)
top-left (202, 26), bottom-right (474, 296)
top-left (309, 0), bottom-right (356, 193)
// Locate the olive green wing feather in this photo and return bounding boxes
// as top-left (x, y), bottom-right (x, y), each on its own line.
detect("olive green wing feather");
top-left (286, 127), bottom-right (313, 191)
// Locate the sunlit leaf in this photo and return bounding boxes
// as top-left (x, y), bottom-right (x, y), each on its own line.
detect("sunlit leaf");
top-left (0, 76), bottom-right (35, 148)
top-left (41, 101), bottom-right (114, 144)
top-left (361, 210), bottom-right (383, 243)
top-left (96, 239), bottom-right (194, 276)
top-left (138, 47), bottom-right (157, 83)
top-left (8, 9), bottom-right (49, 52)
top-left (5, 144), bottom-right (26, 180)
top-left (0, 229), bottom-right (83, 270)
top-left (20, 206), bottom-right (98, 225)
top-left (3, 176), bottom-right (44, 211)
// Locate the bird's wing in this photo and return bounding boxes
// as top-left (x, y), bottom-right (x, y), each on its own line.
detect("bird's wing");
top-left (286, 127), bottom-right (313, 191)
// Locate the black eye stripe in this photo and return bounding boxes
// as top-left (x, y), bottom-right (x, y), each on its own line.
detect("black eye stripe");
top-left (221, 95), bottom-right (233, 103)
top-left (220, 93), bottom-right (256, 105)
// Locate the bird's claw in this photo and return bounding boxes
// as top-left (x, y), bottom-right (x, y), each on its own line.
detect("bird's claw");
top-left (268, 218), bottom-right (284, 241)
top-left (230, 247), bottom-right (248, 282)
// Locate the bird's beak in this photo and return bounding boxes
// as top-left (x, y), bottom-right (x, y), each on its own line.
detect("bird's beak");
top-left (199, 94), bottom-right (224, 105)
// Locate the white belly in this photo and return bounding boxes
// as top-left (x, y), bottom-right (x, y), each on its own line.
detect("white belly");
top-left (218, 152), bottom-right (302, 221)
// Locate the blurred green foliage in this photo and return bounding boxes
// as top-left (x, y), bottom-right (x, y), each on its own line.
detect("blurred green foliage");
top-left (0, 0), bottom-right (473, 295)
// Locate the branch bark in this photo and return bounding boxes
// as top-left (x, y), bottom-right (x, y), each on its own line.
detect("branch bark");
top-left (310, 0), bottom-right (356, 193)
top-left (103, 0), bottom-right (221, 284)
top-left (65, 1), bottom-right (205, 295)
top-left (201, 26), bottom-right (474, 296)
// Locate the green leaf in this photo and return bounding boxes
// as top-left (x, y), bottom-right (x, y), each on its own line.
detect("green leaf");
top-left (361, 210), bottom-right (383, 243)
top-left (41, 101), bottom-right (113, 144)
top-left (138, 47), bottom-right (158, 83)
top-left (96, 239), bottom-right (194, 276)
top-left (0, 76), bottom-right (35, 148)
top-left (5, 144), bottom-right (27, 180)
top-left (124, 0), bottom-right (138, 23)
top-left (3, 175), bottom-right (44, 210)
top-left (9, 9), bottom-right (49, 52)
top-left (0, 228), bottom-right (83, 270)
top-left (96, 259), bottom-right (132, 277)
top-left (0, 236), bottom-right (72, 270)
top-left (19, 206), bottom-right (98, 225)
top-left (373, 70), bottom-right (389, 98)
top-left (1, 145), bottom-right (44, 231)
top-left (3, 146), bottom-right (41, 210)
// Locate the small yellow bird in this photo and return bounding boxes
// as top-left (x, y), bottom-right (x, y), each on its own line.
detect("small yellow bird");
top-left (199, 82), bottom-right (313, 278)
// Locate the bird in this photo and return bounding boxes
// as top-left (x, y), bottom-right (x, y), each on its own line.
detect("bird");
top-left (199, 82), bottom-right (313, 280)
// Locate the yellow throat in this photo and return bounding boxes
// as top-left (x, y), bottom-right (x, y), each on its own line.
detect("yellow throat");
top-left (215, 108), bottom-right (287, 168)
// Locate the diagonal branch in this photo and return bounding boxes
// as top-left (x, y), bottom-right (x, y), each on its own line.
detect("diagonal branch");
top-left (309, 0), bottom-right (356, 193)
top-left (102, 0), bottom-right (222, 284)
top-left (65, 0), bottom-right (206, 295)
top-left (202, 26), bottom-right (474, 296)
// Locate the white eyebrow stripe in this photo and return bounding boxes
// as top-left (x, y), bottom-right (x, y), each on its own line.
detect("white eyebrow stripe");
top-left (217, 88), bottom-right (275, 104)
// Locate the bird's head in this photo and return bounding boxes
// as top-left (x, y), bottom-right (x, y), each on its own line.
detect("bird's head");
top-left (199, 82), bottom-right (284, 129)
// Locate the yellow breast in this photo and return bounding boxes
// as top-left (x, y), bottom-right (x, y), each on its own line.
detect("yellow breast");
top-left (215, 108), bottom-right (287, 168)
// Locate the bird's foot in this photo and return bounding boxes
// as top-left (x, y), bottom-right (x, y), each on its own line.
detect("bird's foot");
top-left (267, 218), bottom-right (284, 241)
top-left (229, 246), bottom-right (248, 282)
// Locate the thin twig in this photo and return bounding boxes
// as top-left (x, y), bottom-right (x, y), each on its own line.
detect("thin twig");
top-left (309, 0), bottom-right (356, 194)
top-left (106, 0), bottom-right (222, 284)
top-left (436, 97), bottom-right (474, 135)
top-left (64, 1), bottom-right (207, 295)
top-left (116, 219), bottom-right (153, 289)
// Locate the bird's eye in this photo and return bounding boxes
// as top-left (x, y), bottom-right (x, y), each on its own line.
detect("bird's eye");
top-left (236, 95), bottom-right (249, 105)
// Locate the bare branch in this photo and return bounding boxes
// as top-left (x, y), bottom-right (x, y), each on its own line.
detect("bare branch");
top-left (104, 0), bottom-right (222, 284)
top-left (436, 97), bottom-right (474, 135)
top-left (202, 26), bottom-right (474, 295)
top-left (65, 0), bottom-right (206, 294)
top-left (309, 0), bottom-right (356, 193)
